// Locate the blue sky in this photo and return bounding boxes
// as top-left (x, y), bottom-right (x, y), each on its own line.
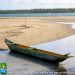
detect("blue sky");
top-left (0, 0), bottom-right (75, 10)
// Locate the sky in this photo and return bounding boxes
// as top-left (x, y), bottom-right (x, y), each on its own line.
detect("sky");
top-left (0, 0), bottom-right (75, 10)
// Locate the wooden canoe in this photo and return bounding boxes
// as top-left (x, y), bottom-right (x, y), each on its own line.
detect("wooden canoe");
top-left (5, 39), bottom-right (73, 62)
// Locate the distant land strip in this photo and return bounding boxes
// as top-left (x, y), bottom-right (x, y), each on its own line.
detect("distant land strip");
top-left (1, 8), bottom-right (75, 14)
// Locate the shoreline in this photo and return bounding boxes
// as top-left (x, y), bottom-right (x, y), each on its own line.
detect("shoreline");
top-left (0, 17), bottom-right (75, 49)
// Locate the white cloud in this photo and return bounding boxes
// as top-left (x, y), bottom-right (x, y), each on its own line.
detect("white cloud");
top-left (12, 0), bottom-right (33, 4)
top-left (9, 0), bottom-right (75, 4)
top-left (36, 0), bottom-right (75, 4)
top-left (0, 0), bottom-right (75, 9)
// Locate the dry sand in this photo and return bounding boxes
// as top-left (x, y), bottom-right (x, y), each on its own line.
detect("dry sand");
top-left (0, 17), bottom-right (75, 49)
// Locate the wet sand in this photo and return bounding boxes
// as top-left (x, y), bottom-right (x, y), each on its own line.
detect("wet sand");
top-left (0, 17), bottom-right (75, 49)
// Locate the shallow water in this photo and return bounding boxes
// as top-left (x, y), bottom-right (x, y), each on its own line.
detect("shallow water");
top-left (31, 35), bottom-right (75, 74)
top-left (0, 13), bottom-right (75, 17)
top-left (57, 22), bottom-right (75, 29)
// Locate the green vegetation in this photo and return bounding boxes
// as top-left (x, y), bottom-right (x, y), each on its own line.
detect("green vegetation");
top-left (0, 8), bottom-right (75, 14)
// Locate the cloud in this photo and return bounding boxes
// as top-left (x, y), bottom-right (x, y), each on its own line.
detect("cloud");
top-left (12, 0), bottom-right (32, 4)
top-left (0, 0), bottom-right (75, 9)
top-left (36, 0), bottom-right (75, 4)
top-left (5, 0), bottom-right (75, 5)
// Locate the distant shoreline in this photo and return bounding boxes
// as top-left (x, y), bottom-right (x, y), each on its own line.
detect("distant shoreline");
top-left (0, 13), bottom-right (75, 17)
top-left (1, 8), bottom-right (75, 14)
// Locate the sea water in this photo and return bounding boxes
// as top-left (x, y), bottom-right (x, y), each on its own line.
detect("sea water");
top-left (0, 13), bottom-right (75, 17)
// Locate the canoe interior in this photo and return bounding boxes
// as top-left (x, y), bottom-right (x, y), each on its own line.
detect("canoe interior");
top-left (16, 44), bottom-right (65, 57)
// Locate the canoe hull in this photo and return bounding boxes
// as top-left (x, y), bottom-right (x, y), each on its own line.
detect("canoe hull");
top-left (5, 39), bottom-right (70, 62)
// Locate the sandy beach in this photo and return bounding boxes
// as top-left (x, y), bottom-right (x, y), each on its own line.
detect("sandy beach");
top-left (0, 17), bottom-right (75, 49)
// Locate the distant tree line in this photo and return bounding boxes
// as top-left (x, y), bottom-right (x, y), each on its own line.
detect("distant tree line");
top-left (0, 8), bottom-right (75, 14)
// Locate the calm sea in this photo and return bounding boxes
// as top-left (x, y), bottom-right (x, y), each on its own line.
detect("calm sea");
top-left (0, 13), bottom-right (75, 17)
